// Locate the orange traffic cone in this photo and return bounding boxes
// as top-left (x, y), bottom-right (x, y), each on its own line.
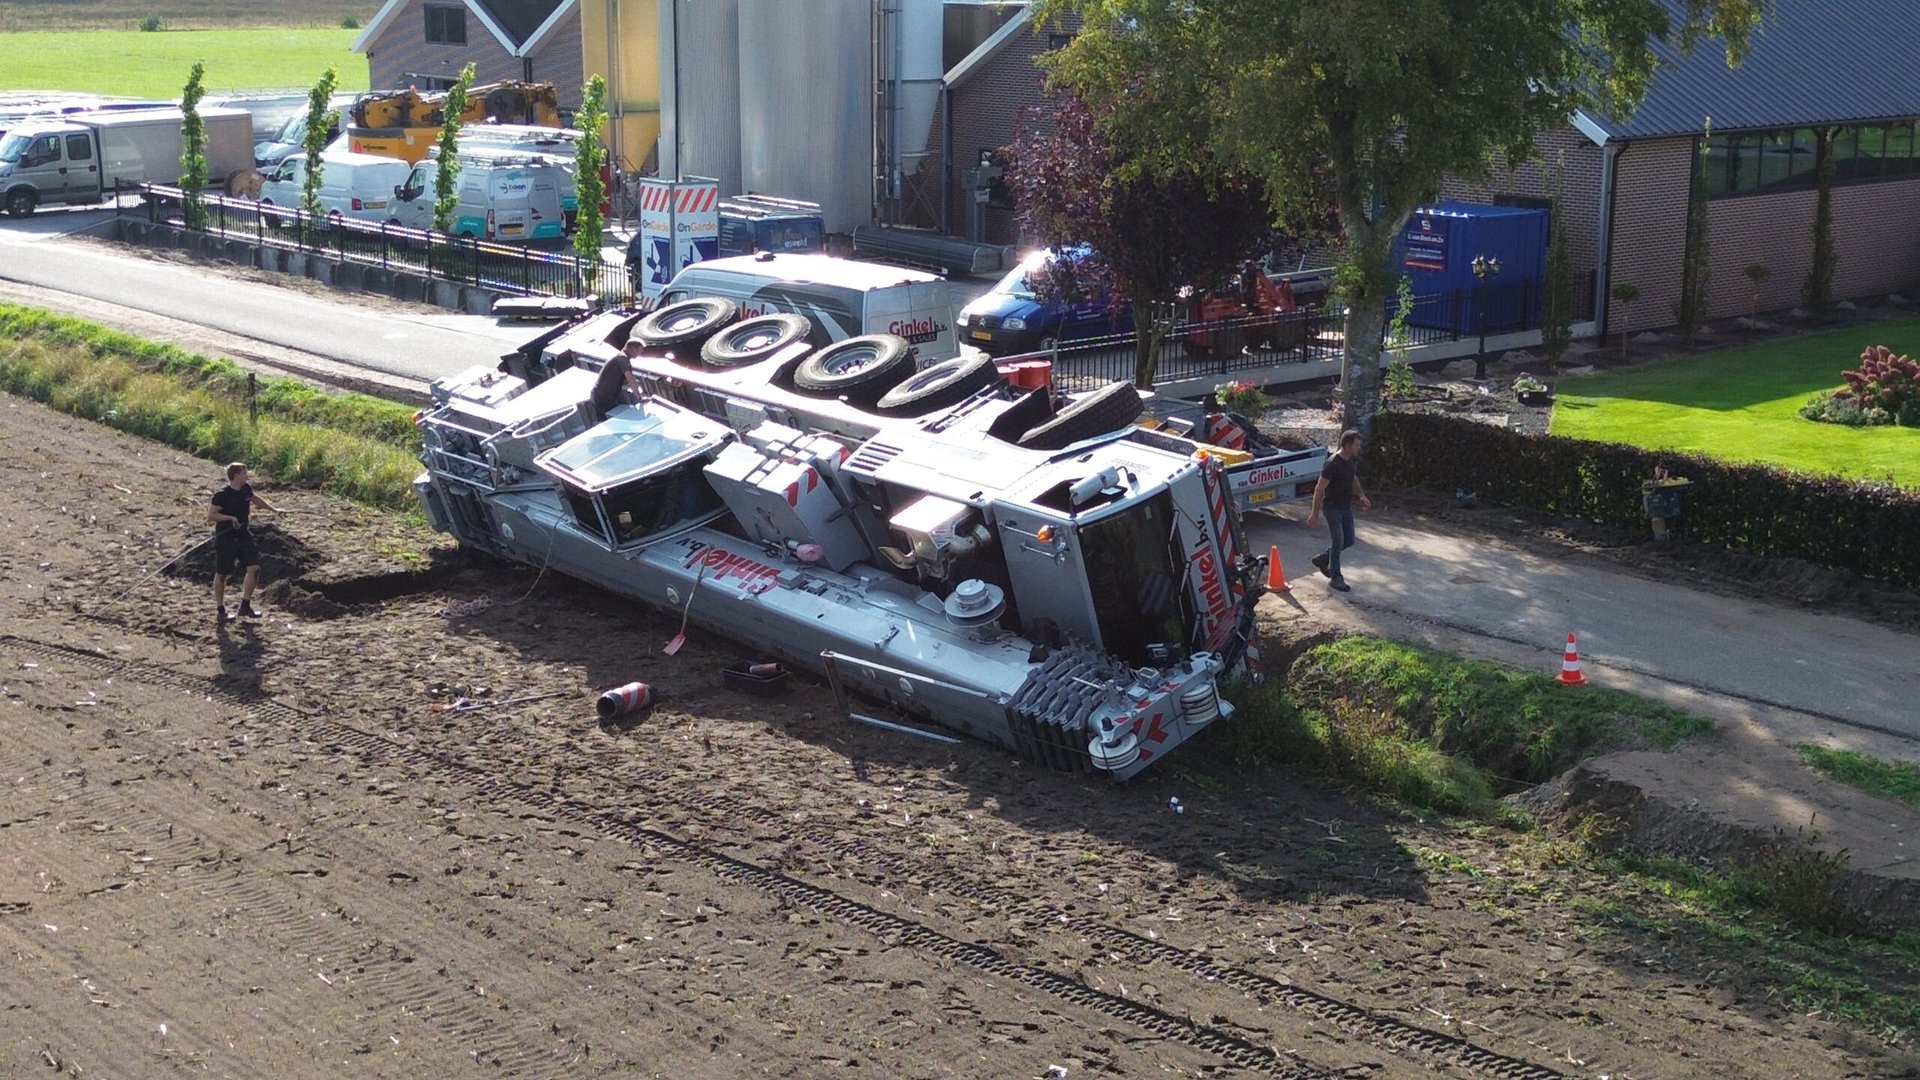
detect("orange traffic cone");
top-left (1267, 545), bottom-right (1290, 592)
top-left (1557, 632), bottom-right (1587, 685)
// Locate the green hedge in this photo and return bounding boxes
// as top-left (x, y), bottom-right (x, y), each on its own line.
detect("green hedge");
top-left (1371, 412), bottom-right (1920, 589)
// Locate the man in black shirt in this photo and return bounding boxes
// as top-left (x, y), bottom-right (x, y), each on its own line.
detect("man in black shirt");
top-left (208, 462), bottom-right (280, 624)
top-left (1306, 430), bottom-right (1371, 592)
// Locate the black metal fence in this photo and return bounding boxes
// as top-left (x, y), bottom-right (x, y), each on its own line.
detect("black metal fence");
top-left (119, 182), bottom-right (634, 305)
top-left (1034, 277), bottom-right (1552, 389)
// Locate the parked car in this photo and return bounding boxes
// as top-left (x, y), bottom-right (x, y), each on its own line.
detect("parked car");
top-left (958, 247), bottom-right (1132, 357)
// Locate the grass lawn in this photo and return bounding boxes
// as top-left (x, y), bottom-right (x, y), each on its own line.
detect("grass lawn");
top-left (0, 2), bottom-right (373, 32)
top-left (0, 28), bottom-right (367, 97)
top-left (1551, 318), bottom-right (1920, 487)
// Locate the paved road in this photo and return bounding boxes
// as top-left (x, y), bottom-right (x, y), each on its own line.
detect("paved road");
top-left (5, 214), bottom-right (1915, 748)
top-left (1247, 508), bottom-right (1920, 743)
top-left (0, 208), bottom-right (521, 390)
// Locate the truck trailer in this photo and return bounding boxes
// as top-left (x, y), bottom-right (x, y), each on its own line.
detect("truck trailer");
top-left (0, 106), bottom-right (254, 217)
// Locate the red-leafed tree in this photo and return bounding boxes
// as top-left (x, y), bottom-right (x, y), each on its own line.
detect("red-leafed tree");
top-left (1004, 85), bottom-right (1296, 387)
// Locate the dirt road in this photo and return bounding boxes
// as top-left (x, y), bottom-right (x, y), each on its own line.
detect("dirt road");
top-left (2, 391), bottom-right (1915, 1079)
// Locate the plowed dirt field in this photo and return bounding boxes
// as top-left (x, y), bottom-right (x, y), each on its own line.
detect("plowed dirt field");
top-left (2, 390), bottom-right (1915, 1079)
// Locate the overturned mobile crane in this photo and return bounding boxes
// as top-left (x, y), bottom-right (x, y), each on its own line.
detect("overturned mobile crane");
top-left (413, 300), bottom-right (1302, 779)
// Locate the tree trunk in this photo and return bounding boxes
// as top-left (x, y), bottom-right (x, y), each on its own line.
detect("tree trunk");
top-left (1131, 300), bottom-right (1175, 388)
top-left (1340, 299), bottom-right (1386, 433)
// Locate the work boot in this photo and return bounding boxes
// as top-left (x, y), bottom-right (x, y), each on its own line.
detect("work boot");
top-left (1310, 553), bottom-right (1331, 578)
top-left (1328, 577), bottom-right (1351, 593)
top-left (238, 601), bottom-right (263, 619)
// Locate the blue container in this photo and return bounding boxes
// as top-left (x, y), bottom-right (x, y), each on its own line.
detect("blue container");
top-left (717, 195), bottom-right (825, 257)
top-left (1390, 201), bottom-right (1549, 335)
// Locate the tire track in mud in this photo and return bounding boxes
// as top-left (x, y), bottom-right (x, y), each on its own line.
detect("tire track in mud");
top-left (0, 690), bottom-right (570, 1076)
top-left (5, 634), bottom-right (1337, 1079)
top-left (6, 632), bottom-right (1576, 1080)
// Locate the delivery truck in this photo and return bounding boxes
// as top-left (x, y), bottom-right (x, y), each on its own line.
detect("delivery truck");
top-left (0, 106), bottom-right (254, 217)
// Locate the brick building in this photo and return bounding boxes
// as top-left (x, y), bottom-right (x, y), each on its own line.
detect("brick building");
top-left (1447, 0), bottom-right (1920, 337)
top-left (924, 0), bottom-right (1920, 340)
top-left (352, 0), bottom-right (585, 112)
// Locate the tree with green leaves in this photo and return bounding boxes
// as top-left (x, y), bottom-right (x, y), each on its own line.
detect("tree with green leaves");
top-left (301, 68), bottom-right (339, 238)
top-left (178, 60), bottom-right (209, 230)
top-left (573, 75), bottom-right (609, 296)
top-left (1674, 126), bottom-right (1712, 344)
top-left (433, 63), bottom-right (476, 235)
top-left (1802, 127), bottom-right (1836, 320)
top-left (1004, 85), bottom-right (1293, 386)
top-left (1540, 192), bottom-right (1575, 370)
top-left (1031, 0), bottom-right (1763, 431)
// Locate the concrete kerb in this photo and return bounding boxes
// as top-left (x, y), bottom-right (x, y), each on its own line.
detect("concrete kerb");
top-left (391, 275), bottom-right (427, 303)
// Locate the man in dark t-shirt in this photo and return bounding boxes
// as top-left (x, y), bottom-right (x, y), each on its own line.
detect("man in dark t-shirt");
top-left (208, 462), bottom-right (280, 624)
top-left (1305, 430), bottom-right (1371, 592)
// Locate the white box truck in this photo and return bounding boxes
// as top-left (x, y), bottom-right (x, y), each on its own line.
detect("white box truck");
top-left (0, 106), bottom-right (254, 217)
top-left (654, 253), bottom-right (963, 363)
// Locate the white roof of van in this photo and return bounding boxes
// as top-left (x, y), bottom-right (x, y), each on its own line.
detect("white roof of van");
top-left (290, 149), bottom-right (405, 167)
top-left (689, 253), bottom-right (942, 289)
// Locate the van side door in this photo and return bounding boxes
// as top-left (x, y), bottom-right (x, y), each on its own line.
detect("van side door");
top-left (62, 132), bottom-right (100, 202)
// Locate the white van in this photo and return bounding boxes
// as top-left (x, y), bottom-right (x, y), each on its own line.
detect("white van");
top-left (396, 152), bottom-right (565, 242)
top-left (435, 134), bottom-right (579, 230)
top-left (657, 253), bottom-right (961, 363)
top-left (257, 150), bottom-right (423, 226)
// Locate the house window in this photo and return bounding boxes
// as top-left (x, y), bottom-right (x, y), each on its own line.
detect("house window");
top-left (1705, 119), bottom-right (1920, 197)
top-left (401, 72), bottom-right (459, 91)
top-left (424, 5), bottom-right (466, 45)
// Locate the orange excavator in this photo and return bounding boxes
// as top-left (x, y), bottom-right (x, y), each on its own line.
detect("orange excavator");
top-left (345, 81), bottom-right (560, 163)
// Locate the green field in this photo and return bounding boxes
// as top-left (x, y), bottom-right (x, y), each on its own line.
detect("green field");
top-left (0, 1), bottom-right (373, 32)
top-left (1552, 319), bottom-right (1920, 487)
top-left (0, 28), bottom-right (368, 97)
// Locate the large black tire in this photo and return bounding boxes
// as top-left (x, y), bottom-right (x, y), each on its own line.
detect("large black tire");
top-left (875, 353), bottom-right (1002, 415)
top-left (700, 313), bottom-right (812, 369)
top-left (1017, 381), bottom-right (1145, 450)
top-left (4, 187), bottom-right (36, 218)
top-left (632, 298), bottom-right (738, 351)
top-left (791, 335), bottom-right (915, 405)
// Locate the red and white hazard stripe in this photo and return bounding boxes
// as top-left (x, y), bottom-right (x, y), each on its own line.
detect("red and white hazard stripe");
top-left (640, 183), bottom-right (719, 214)
top-left (784, 467), bottom-right (820, 507)
top-left (1202, 460), bottom-right (1243, 600)
top-left (1204, 413), bottom-right (1247, 451)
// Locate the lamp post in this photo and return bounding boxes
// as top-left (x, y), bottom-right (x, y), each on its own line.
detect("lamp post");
top-left (1470, 254), bottom-right (1502, 378)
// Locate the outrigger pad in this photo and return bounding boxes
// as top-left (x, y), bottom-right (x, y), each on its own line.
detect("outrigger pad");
top-left (494, 296), bottom-right (595, 322)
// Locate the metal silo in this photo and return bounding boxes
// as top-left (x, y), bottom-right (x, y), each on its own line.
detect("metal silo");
top-left (738, 0), bottom-right (873, 233)
top-left (658, 0), bottom-right (743, 196)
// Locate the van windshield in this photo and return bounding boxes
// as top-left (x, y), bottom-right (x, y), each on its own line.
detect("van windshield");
top-left (272, 114), bottom-right (305, 142)
top-left (992, 263), bottom-right (1037, 300)
top-left (0, 134), bottom-right (26, 163)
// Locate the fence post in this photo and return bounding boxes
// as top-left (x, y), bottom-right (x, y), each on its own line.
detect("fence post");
top-left (248, 371), bottom-right (258, 431)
